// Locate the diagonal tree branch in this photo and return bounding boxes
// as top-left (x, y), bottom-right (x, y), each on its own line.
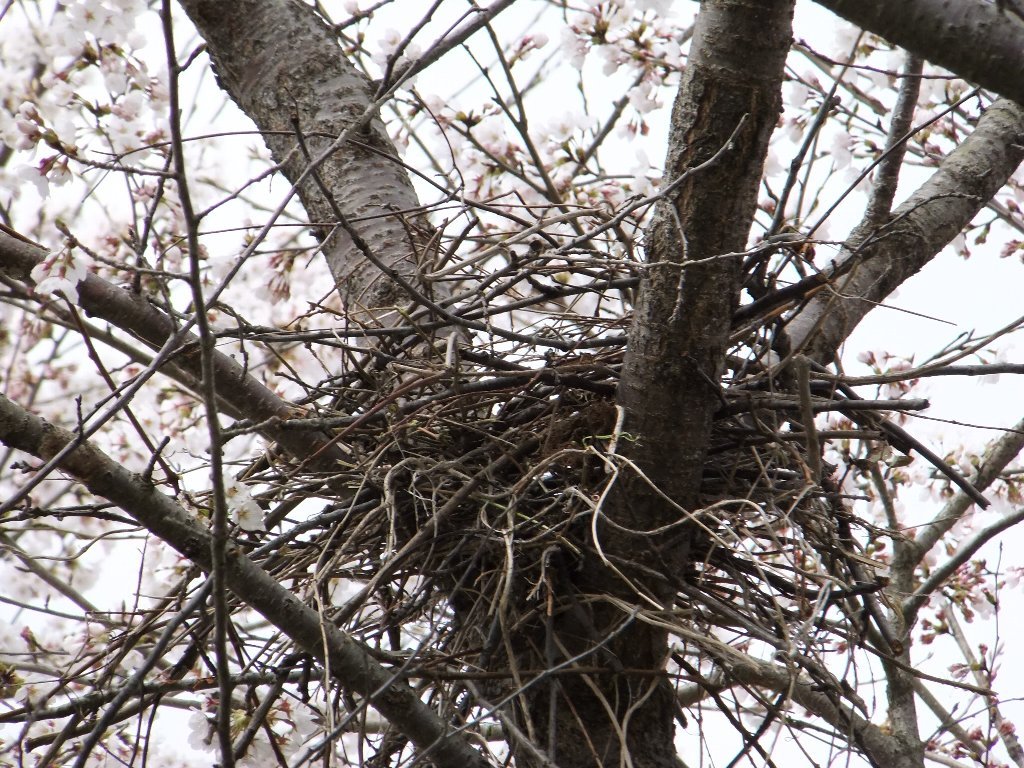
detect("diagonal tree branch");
top-left (786, 98), bottom-right (1024, 363)
top-left (174, 0), bottom-right (469, 316)
top-left (0, 391), bottom-right (490, 768)
top-left (719, 651), bottom-right (920, 768)
top-left (175, 0), bottom-right (423, 311)
top-left (777, 94), bottom-right (1024, 768)
top-left (0, 230), bottom-right (349, 471)
top-left (814, 0), bottom-right (1024, 106)
top-left (911, 415), bottom-right (1024, 564)
top-left (900, 415), bottom-right (1024, 623)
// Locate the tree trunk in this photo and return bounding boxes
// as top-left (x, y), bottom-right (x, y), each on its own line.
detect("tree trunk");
top-left (515, 3), bottom-right (795, 766)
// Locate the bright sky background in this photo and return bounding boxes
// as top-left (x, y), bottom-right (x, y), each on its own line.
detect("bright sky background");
top-left (2, 1), bottom-right (1023, 765)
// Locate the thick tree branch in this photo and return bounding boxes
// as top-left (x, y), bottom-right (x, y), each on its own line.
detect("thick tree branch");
top-left (616, 0), bottom-right (795, 518)
top-left (815, 0), bottom-right (1024, 106)
top-left (0, 392), bottom-right (490, 768)
top-left (176, 0), bottom-right (429, 313)
top-left (787, 98), bottom-right (1024, 362)
top-left (0, 230), bottom-right (349, 471)
top-left (719, 652), bottom-right (920, 768)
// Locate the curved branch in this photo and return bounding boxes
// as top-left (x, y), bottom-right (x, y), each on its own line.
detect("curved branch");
top-left (814, 0), bottom-right (1024, 105)
top-left (0, 230), bottom-right (349, 470)
top-left (0, 392), bottom-right (490, 768)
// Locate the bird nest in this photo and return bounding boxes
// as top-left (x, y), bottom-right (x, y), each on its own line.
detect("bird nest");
top-left (232, 304), bottom-right (927, 723)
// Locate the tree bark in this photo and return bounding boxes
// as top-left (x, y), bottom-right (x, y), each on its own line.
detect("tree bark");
top-left (814, 0), bottom-right (1024, 106)
top-left (177, 0), bottom-right (428, 315)
top-left (518, 3), bottom-right (795, 768)
top-left (617, 0), bottom-right (794, 517)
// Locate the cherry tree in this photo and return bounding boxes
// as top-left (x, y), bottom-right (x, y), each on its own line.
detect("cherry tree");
top-left (1, 1), bottom-right (1024, 767)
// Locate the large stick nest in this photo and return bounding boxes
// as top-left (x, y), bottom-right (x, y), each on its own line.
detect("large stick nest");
top-left (228, 264), bottom-right (918, 731)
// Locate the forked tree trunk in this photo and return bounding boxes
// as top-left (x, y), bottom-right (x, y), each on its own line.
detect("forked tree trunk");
top-left (156, 2), bottom-right (1024, 767)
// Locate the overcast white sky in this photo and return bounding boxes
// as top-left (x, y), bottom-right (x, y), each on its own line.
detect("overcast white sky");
top-left (2, 1), bottom-right (1023, 765)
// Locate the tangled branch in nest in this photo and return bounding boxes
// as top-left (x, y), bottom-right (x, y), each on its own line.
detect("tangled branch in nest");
top-left (2, 226), bottom-right (988, 762)
top-left (226, 309), bottom-right (951, 733)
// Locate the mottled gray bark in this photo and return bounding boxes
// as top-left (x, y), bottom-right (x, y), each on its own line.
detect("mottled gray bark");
top-left (177, 0), bottom-right (428, 316)
top-left (815, 0), bottom-right (1024, 106)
